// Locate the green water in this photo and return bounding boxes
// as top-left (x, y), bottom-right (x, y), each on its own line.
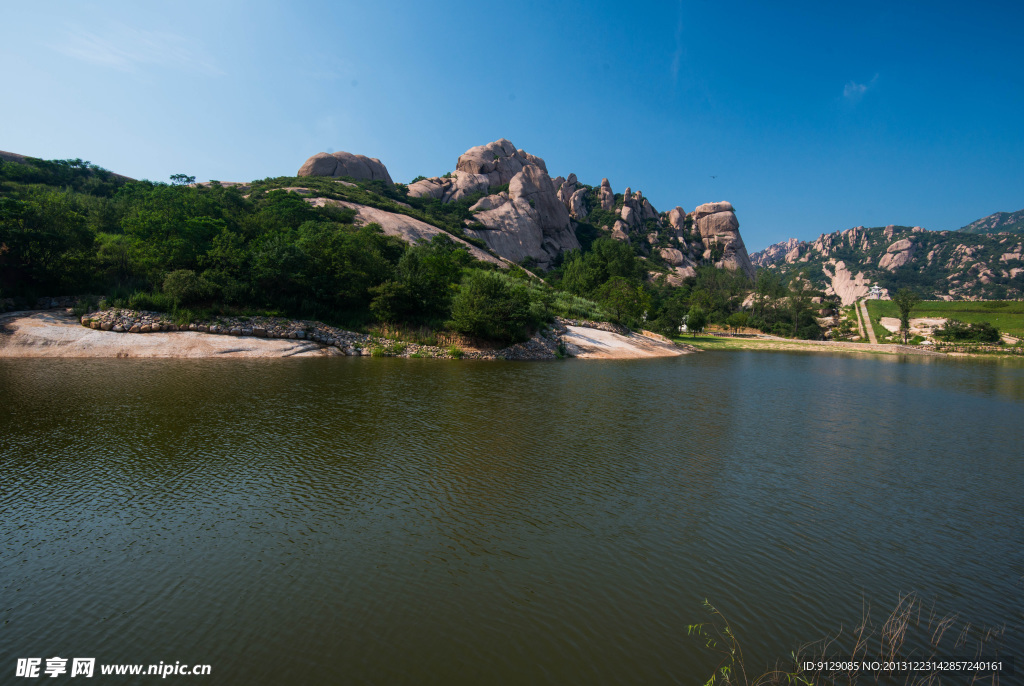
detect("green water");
top-left (1, 353), bottom-right (1022, 684)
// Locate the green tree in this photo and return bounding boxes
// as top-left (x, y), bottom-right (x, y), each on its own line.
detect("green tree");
top-left (595, 276), bottom-right (650, 325)
top-left (726, 311), bottom-right (749, 333)
top-left (787, 276), bottom-right (816, 338)
top-left (448, 270), bottom-right (535, 344)
top-left (163, 269), bottom-right (215, 307)
top-left (170, 174), bottom-right (196, 186)
top-left (649, 288), bottom-right (689, 337)
top-left (892, 287), bottom-right (921, 344)
top-left (560, 238), bottom-right (642, 297)
top-left (686, 307), bottom-right (707, 336)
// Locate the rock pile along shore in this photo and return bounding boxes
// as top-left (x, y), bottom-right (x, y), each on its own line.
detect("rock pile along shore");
top-left (79, 309), bottom-right (573, 360)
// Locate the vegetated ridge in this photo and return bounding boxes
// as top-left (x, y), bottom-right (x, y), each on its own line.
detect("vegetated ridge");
top-left (958, 209), bottom-right (1024, 235)
top-left (2, 140), bottom-right (782, 346)
top-left (751, 220), bottom-right (1024, 304)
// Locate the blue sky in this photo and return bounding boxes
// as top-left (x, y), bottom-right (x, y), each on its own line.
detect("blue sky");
top-left (2, 1), bottom-right (1022, 251)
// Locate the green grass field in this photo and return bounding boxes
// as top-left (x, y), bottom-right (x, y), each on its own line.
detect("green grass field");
top-left (865, 300), bottom-right (1024, 337)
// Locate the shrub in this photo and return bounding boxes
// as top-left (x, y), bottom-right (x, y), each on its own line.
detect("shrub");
top-left (125, 290), bottom-right (174, 312)
top-left (448, 270), bottom-right (536, 344)
top-left (163, 269), bottom-right (215, 307)
top-left (934, 319), bottom-right (1000, 343)
top-left (72, 295), bottom-right (99, 317)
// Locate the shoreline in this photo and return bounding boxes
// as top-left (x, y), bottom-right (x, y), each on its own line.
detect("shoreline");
top-left (0, 310), bottom-right (692, 361)
top-left (681, 333), bottom-right (944, 356)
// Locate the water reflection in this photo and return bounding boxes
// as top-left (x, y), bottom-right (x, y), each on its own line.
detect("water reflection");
top-left (1, 353), bottom-right (1021, 685)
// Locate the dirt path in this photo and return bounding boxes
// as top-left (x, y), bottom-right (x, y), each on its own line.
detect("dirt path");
top-left (854, 300), bottom-right (867, 340)
top-left (858, 300), bottom-right (878, 344)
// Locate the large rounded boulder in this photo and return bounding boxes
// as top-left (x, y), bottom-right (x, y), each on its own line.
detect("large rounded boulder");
top-left (298, 151), bottom-right (393, 185)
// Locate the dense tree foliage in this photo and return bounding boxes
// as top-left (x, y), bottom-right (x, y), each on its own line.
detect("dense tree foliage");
top-left (1, 156), bottom-right (831, 343)
top-left (934, 320), bottom-right (1000, 343)
top-left (447, 270), bottom-right (542, 344)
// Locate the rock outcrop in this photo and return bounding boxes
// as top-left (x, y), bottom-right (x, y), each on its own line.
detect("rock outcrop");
top-left (821, 260), bottom-right (871, 305)
top-left (404, 139), bottom-right (581, 269)
top-left (305, 197), bottom-right (505, 266)
top-left (752, 238), bottom-right (802, 267)
top-left (298, 151), bottom-right (394, 184)
top-left (746, 214), bottom-right (1024, 300)
top-left (692, 202), bottom-right (756, 280)
top-left (464, 162), bottom-right (579, 269)
top-left (455, 138), bottom-right (547, 184)
top-left (406, 172), bottom-right (491, 203)
top-left (324, 138), bottom-right (757, 282)
top-left (599, 178), bottom-right (615, 211)
top-left (878, 238), bottom-right (916, 271)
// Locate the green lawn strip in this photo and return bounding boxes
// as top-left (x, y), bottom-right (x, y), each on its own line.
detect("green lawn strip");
top-left (678, 335), bottom-right (864, 353)
top-left (866, 300), bottom-right (1024, 338)
top-left (863, 300), bottom-right (895, 342)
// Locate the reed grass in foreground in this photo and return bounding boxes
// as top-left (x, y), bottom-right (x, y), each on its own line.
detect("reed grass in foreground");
top-left (689, 594), bottom-right (1008, 685)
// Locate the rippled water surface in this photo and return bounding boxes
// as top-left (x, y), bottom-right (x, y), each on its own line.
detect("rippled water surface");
top-left (2, 353), bottom-right (1022, 684)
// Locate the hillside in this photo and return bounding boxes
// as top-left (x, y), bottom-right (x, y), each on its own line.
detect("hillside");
top-left (959, 209), bottom-right (1024, 235)
top-left (299, 139), bottom-right (757, 284)
top-left (0, 142), bottom-right (771, 343)
top-left (750, 223), bottom-right (1024, 303)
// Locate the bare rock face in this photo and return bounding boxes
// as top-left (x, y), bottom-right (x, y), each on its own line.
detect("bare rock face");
top-left (664, 265), bottom-right (697, 285)
top-left (641, 197), bottom-right (658, 221)
top-left (298, 151), bottom-right (393, 185)
top-left (306, 198), bottom-right (503, 266)
top-left (620, 204), bottom-right (637, 227)
top-left (456, 138), bottom-right (547, 186)
top-left (406, 177), bottom-right (448, 200)
top-left (692, 201), bottom-right (755, 280)
top-left (751, 237), bottom-right (802, 268)
top-left (665, 207), bottom-right (691, 251)
top-left (406, 139), bottom-right (579, 269)
top-left (406, 171), bottom-right (491, 203)
top-left (568, 188), bottom-right (588, 220)
top-left (617, 188), bottom-right (655, 233)
top-left (464, 195), bottom-right (546, 266)
top-left (821, 260), bottom-right (871, 305)
top-left (878, 238), bottom-right (916, 271)
top-left (446, 171), bottom-right (491, 202)
top-left (599, 178), bottom-right (615, 211)
top-left (611, 220), bottom-right (630, 243)
top-left (667, 207), bottom-right (686, 233)
top-left (659, 248), bottom-right (687, 266)
top-left (557, 173), bottom-right (578, 211)
top-left (465, 157), bottom-right (578, 270)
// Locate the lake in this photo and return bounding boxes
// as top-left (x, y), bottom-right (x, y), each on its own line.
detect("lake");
top-left (2, 352), bottom-right (1022, 684)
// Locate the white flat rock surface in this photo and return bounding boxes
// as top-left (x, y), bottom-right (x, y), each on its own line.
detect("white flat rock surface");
top-left (0, 312), bottom-right (327, 358)
top-left (562, 326), bottom-right (687, 359)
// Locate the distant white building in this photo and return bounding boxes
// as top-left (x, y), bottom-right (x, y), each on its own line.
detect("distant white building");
top-left (868, 285), bottom-right (883, 299)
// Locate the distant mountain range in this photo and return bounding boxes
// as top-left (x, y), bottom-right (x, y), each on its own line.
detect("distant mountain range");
top-left (959, 209), bottom-right (1024, 235)
top-left (750, 210), bottom-right (1024, 303)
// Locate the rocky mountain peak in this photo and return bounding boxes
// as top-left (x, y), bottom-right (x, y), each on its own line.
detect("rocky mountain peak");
top-left (298, 151), bottom-right (393, 185)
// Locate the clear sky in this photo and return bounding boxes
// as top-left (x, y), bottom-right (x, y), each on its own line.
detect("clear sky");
top-left (2, 1), bottom-right (1022, 251)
